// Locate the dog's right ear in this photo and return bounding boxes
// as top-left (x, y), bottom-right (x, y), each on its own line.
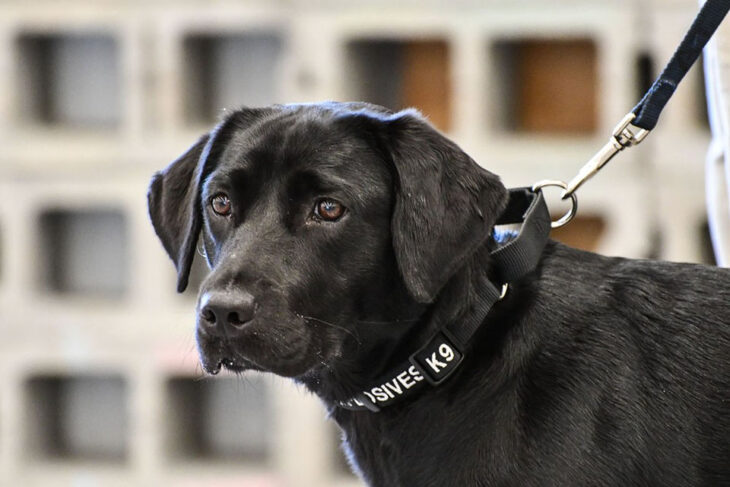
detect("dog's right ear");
top-left (148, 107), bottom-right (274, 292)
top-left (148, 134), bottom-right (211, 293)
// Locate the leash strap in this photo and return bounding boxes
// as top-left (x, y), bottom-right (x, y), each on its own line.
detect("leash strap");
top-left (563, 0), bottom-right (730, 198)
top-left (633, 0), bottom-right (730, 130)
top-left (336, 188), bottom-right (551, 412)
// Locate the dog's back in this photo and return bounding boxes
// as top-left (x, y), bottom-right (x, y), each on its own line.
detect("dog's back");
top-left (525, 242), bottom-right (729, 485)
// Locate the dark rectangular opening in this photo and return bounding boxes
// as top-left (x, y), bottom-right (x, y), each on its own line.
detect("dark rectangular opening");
top-left (39, 209), bottom-right (128, 297)
top-left (182, 33), bottom-right (283, 124)
top-left (345, 38), bottom-right (452, 131)
top-left (492, 38), bottom-right (598, 134)
top-left (24, 375), bottom-right (129, 462)
top-left (165, 375), bottom-right (274, 463)
top-left (16, 33), bottom-right (121, 128)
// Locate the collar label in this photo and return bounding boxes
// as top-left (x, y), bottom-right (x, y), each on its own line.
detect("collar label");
top-left (410, 332), bottom-right (463, 385)
top-left (337, 364), bottom-right (425, 411)
top-left (337, 333), bottom-right (463, 411)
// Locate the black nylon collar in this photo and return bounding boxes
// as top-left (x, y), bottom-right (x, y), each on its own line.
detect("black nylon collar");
top-left (336, 187), bottom-right (551, 412)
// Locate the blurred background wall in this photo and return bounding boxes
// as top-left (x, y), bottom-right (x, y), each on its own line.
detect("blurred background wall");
top-left (0, 0), bottom-right (716, 485)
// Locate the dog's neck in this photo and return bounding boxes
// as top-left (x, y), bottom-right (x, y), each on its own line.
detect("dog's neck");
top-left (297, 237), bottom-right (502, 411)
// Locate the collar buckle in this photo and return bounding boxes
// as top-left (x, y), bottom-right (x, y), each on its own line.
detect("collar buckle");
top-left (408, 329), bottom-right (464, 386)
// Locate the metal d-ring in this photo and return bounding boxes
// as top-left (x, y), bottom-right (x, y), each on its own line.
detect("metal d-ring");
top-left (499, 283), bottom-right (509, 300)
top-left (531, 180), bottom-right (578, 229)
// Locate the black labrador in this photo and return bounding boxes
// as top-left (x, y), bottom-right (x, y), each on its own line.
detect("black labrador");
top-left (148, 102), bottom-right (729, 486)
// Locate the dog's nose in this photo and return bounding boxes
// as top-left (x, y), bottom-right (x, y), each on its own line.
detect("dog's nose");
top-left (198, 291), bottom-right (256, 338)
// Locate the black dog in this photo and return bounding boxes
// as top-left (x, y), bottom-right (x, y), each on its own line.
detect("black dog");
top-left (148, 102), bottom-right (729, 486)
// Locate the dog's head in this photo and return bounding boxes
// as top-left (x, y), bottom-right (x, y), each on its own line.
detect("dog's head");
top-left (148, 102), bottom-right (507, 379)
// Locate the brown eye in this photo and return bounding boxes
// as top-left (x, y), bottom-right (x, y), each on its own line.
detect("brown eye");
top-left (314, 198), bottom-right (345, 221)
top-left (211, 194), bottom-right (231, 216)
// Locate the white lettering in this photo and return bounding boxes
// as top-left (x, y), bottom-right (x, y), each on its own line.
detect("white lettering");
top-left (397, 371), bottom-right (415, 389)
top-left (409, 365), bottom-right (425, 382)
top-left (372, 387), bottom-right (389, 402)
top-left (439, 343), bottom-right (455, 361)
top-left (425, 352), bottom-right (447, 373)
top-left (357, 365), bottom-right (431, 406)
top-left (383, 379), bottom-right (403, 396)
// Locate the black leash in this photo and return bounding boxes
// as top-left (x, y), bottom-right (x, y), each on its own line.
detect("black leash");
top-left (336, 188), bottom-right (551, 412)
top-left (633, 0), bottom-right (730, 131)
top-left (563, 0), bottom-right (730, 199)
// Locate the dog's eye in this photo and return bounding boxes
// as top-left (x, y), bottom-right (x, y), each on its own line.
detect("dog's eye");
top-left (314, 198), bottom-right (346, 221)
top-left (211, 194), bottom-right (232, 216)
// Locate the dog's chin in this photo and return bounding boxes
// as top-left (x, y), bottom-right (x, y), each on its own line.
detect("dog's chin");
top-left (197, 345), bottom-right (253, 375)
top-left (200, 350), bottom-right (322, 378)
top-left (218, 357), bottom-right (261, 374)
top-left (196, 326), bottom-right (333, 378)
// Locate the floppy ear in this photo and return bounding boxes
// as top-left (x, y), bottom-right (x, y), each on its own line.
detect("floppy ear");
top-left (148, 108), bottom-right (274, 292)
top-left (148, 134), bottom-right (211, 293)
top-left (385, 110), bottom-right (509, 303)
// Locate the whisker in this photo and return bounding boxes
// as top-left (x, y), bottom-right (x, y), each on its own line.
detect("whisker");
top-left (297, 313), bottom-right (362, 345)
top-left (356, 318), bottom-right (421, 325)
top-left (230, 348), bottom-right (252, 364)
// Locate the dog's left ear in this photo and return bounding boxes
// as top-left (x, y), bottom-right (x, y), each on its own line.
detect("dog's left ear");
top-left (385, 110), bottom-right (509, 303)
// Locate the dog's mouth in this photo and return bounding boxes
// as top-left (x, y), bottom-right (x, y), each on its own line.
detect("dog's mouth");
top-left (195, 325), bottom-right (317, 377)
top-left (197, 327), bottom-right (338, 379)
top-left (197, 336), bottom-right (264, 375)
top-left (201, 352), bottom-right (264, 375)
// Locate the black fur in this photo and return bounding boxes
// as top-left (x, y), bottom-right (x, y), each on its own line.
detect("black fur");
top-left (148, 102), bottom-right (729, 486)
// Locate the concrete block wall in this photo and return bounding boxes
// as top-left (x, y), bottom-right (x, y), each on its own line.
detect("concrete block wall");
top-left (0, 0), bottom-right (715, 485)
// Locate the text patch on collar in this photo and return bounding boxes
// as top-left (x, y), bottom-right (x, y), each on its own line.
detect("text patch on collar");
top-left (409, 331), bottom-right (463, 385)
top-left (337, 332), bottom-right (464, 412)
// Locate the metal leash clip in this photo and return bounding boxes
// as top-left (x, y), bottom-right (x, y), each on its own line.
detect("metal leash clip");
top-left (561, 112), bottom-right (650, 199)
top-left (532, 180), bottom-right (578, 228)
